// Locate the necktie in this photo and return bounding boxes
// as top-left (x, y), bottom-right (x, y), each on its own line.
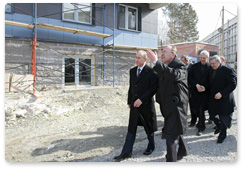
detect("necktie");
top-left (137, 68), bottom-right (141, 77)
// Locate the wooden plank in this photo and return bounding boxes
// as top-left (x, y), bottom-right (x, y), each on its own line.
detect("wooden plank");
top-left (108, 44), bottom-right (157, 51)
top-left (5, 20), bottom-right (110, 38)
top-left (5, 20), bottom-right (34, 29)
top-left (36, 23), bottom-right (110, 38)
top-left (5, 20), bottom-right (158, 49)
top-left (5, 73), bottom-right (11, 93)
top-left (10, 74), bottom-right (34, 93)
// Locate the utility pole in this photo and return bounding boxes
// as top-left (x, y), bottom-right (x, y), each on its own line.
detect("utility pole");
top-left (221, 6), bottom-right (224, 56)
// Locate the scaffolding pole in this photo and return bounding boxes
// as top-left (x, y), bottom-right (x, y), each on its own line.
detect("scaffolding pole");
top-left (112, 3), bottom-right (115, 87)
top-left (31, 3), bottom-right (37, 93)
top-left (103, 4), bottom-right (106, 85)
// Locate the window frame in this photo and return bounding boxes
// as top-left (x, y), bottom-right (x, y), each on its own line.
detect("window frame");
top-left (62, 56), bottom-right (94, 87)
top-left (118, 4), bottom-right (138, 32)
top-left (62, 3), bottom-right (92, 25)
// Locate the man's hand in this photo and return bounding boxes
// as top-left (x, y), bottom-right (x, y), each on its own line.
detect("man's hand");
top-left (196, 84), bottom-right (205, 92)
top-left (214, 92), bottom-right (222, 100)
top-left (134, 99), bottom-right (142, 108)
top-left (146, 49), bottom-right (158, 63)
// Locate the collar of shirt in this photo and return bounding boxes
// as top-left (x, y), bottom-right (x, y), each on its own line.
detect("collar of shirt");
top-left (137, 64), bottom-right (145, 72)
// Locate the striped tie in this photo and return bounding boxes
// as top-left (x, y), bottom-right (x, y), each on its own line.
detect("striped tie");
top-left (137, 68), bottom-right (141, 77)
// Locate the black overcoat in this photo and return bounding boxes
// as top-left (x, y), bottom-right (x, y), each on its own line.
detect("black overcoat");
top-left (188, 62), bottom-right (210, 113)
top-left (127, 64), bottom-right (159, 135)
top-left (208, 65), bottom-right (237, 118)
top-left (153, 57), bottom-right (188, 136)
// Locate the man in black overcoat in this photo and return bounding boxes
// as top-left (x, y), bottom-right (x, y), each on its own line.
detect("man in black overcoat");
top-left (208, 55), bottom-right (237, 143)
top-left (188, 50), bottom-right (210, 136)
top-left (114, 50), bottom-right (159, 162)
top-left (147, 46), bottom-right (188, 162)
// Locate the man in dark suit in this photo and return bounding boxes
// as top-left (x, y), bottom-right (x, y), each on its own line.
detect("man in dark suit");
top-left (147, 46), bottom-right (188, 162)
top-left (114, 50), bottom-right (159, 162)
top-left (180, 55), bottom-right (192, 72)
top-left (208, 55), bottom-right (237, 143)
top-left (188, 50), bottom-right (210, 136)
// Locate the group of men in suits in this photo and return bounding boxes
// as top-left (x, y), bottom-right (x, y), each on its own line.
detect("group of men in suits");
top-left (114, 47), bottom-right (237, 162)
top-left (187, 51), bottom-right (237, 144)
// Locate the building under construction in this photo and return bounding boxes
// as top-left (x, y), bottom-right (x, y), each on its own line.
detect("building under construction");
top-left (5, 3), bottom-right (165, 91)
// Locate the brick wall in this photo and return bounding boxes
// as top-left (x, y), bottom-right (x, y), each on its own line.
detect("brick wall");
top-left (5, 38), bottom-right (137, 90)
top-left (159, 42), bottom-right (219, 57)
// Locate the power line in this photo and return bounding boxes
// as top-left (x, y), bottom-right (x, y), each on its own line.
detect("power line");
top-left (224, 9), bottom-right (237, 17)
top-left (214, 9), bottom-right (222, 31)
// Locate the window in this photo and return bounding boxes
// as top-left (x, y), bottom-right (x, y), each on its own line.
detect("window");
top-left (63, 56), bottom-right (93, 86)
top-left (63, 3), bottom-right (92, 24)
top-left (118, 4), bottom-right (138, 31)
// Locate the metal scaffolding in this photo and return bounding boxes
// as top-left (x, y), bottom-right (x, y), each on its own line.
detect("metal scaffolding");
top-left (5, 3), bottom-right (157, 92)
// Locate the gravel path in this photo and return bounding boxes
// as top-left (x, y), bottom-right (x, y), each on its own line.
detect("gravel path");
top-left (86, 111), bottom-right (238, 162)
top-left (4, 86), bottom-right (238, 163)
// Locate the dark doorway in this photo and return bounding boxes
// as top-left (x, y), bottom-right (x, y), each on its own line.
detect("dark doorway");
top-left (65, 58), bottom-right (75, 86)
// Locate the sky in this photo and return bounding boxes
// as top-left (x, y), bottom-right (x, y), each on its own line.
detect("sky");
top-left (190, 2), bottom-right (238, 41)
top-left (158, 2), bottom-right (238, 42)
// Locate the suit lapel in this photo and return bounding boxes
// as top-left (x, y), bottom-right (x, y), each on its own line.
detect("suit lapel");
top-left (198, 62), bottom-right (205, 75)
top-left (212, 65), bottom-right (223, 83)
top-left (209, 68), bottom-right (214, 86)
top-left (135, 65), bottom-right (148, 84)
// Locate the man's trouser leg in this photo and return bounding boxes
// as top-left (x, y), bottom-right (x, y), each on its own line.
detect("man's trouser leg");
top-left (197, 106), bottom-right (206, 131)
top-left (121, 124), bottom-right (137, 155)
top-left (165, 135), bottom-right (179, 162)
top-left (177, 135), bottom-right (188, 156)
top-left (146, 132), bottom-right (155, 150)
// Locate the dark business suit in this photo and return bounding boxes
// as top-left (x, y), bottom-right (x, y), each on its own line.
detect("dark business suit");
top-left (154, 57), bottom-right (188, 162)
top-left (185, 63), bottom-right (194, 126)
top-left (208, 65), bottom-right (237, 141)
top-left (188, 62), bottom-right (210, 131)
top-left (122, 64), bottom-right (158, 155)
top-left (187, 63), bottom-right (192, 72)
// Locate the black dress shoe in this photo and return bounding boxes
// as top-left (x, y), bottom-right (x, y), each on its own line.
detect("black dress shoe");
top-left (143, 148), bottom-right (154, 155)
top-left (214, 128), bottom-right (220, 134)
top-left (177, 153), bottom-right (187, 161)
top-left (217, 138), bottom-right (225, 144)
top-left (114, 153), bottom-right (131, 162)
top-left (197, 130), bottom-right (203, 136)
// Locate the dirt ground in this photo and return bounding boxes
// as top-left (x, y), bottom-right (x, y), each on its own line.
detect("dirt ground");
top-left (5, 86), bottom-right (238, 163)
top-left (5, 86), bottom-right (163, 162)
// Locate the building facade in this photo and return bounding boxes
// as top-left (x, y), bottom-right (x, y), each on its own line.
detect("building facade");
top-left (5, 3), bottom-right (164, 89)
top-left (202, 16), bottom-right (237, 68)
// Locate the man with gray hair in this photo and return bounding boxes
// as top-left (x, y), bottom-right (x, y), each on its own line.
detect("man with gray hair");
top-left (208, 55), bottom-right (237, 143)
top-left (146, 46), bottom-right (188, 162)
top-left (188, 50), bottom-right (210, 136)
